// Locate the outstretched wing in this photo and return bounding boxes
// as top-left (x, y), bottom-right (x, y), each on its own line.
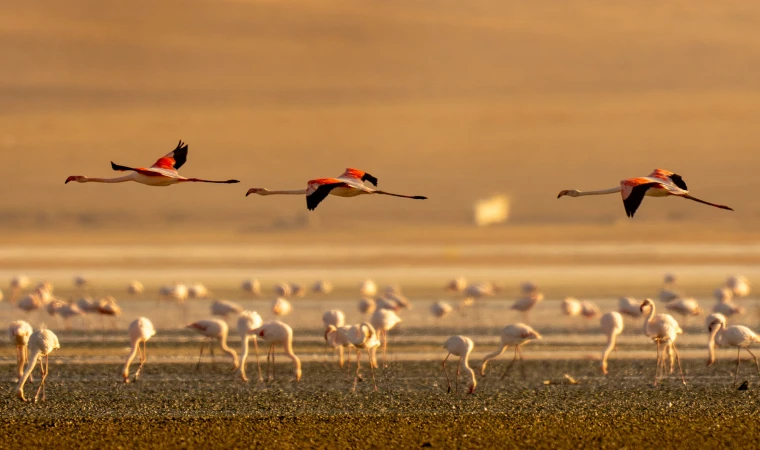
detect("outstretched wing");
top-left (151, 140), bottom-right (188, 171)
top-left (340, 168), bottom-right (378, 186)
top-left (622, 182), bottom-right (661, 218)
top-left (307, 183), bottom-right (343, 211)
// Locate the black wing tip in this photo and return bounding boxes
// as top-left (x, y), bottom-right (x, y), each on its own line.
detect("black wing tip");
top-left (226, 180), bottom-right (240, 184)
top-left (175, 139), bottom-right (188, 151)
top-left (362, 173), bottom-right (378, 186)
top-left (413, 196), bottom-right (427, 200)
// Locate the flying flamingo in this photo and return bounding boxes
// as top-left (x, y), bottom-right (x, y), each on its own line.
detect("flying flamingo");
top-left (640, 298), bottom-right (685, 386)
top-left (245, 168), bottom-right (427, 210)
top-left (186, 319), bottom-right (239, 372)
top-left (706, 313), bottom-right (760, 386)
top-left (322, 310), bottom-right (346, 365)
top-left (480, 323), bottom-right (542, 379)
top-left (370, 308), bottom-right (402, 367)
top-left (65, 140), bottom-right (240, 186)
top-left (122, 317), bottom-right (156, 383)
top-left (251, 321), bottom-right (301, 382)
top-left (600, 312), bottom-right (624, 375)
top-left (557, 169), bottom-right (733, 217)
top-left (442, 335), bottom-right (476, 394)
top-left (8, 320), bottom-right (33, 381)
top-left (17, 328), bottom-right (60, 402)
top-left (237, 311), bottom-right (264, 382)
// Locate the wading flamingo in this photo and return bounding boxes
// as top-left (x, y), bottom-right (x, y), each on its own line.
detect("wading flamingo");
top-left (241, 279), bottom-right (261, 296)
top-left (431, 301), bottom-right (453, 319)
top-left (245, 168), bottom-right (427, 210)
top-left (600, 312), bottom-right (624, 375)
top-left (344, 323), bottom-right (380, 391)
top-left (562, 297), bottom-right (582, 318)
top-left (618, 297), bottom-right (642, 318)
top-left (641, 298), bottom-right (685, 386)
top-left (17, 328), bottom-right (59, 402)
top-left (445, 278), bottom-right (468, 293)
top-left (127, 281), bottom-right (144, 295)
top-left (8, 320), bottom-right (33, 381)
top-left (510, 292), bottom-right (543, 323)
top-left (442, 335), bottom-right (476, 394)
top-left (272, 297), bottom-right (292, 317)
top-left (359, 280), bottom-right (378, 297)
top-left (188, 283), bottom-right (210, 299)
top-left (97, 296), bottom-right (122, 328)
top-left (313, 280), bottom-right (334, 294)
top-left (665, 297), bottom-right (703, 323)
top-left (480, 323), bottom-right (542, 379)
top-left (713, 288), bottom-right (745, 318)
top-left (325, 325), bottom-right (355, 370)
top-left (322, 310), bottom-right (347, 365)
top-left (122, 317), bottom-right (156, 383)
top-left (726, 275), bottom-right (751, 298)
top-left (65, 140), bottom-right (239, 186)
top-left (358, 297), bottom-right (376, 319)
top-left (252, 321), bottom-right (301, 382)
top-left (9, 275), bottom-right (30, 305)
top-left (237, 311), bottom-right (263, 382)
top-left (706, 313), bottom-right (760, 386)
top-left (557, 169), bottom-right (733, 217)
top-left (186, 319), bottom-right (239, 372)
top-left (211, 299), bottom-right (244, 320)
top-left (370, 308), bottom-right (402, 367)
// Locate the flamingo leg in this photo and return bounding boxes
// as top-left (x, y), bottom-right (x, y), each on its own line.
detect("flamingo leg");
top-left (353, 349), bottom-right (362, 391)
top-left (26, 346), bottom-right (33, 383)
top-left (15, 346), bottom-right (22, 380)
top-left (135, 340), bottom-right (147, 381)
top-left (271, 344), bottom-right (276, 382)
top-left (382, 330), bottom-right (388, 368)
top-left (654, 340), bottom-right (661, 386)
top-left (338, 346), bottom-right (344, 369)
top-left (745, 348), bottom-right (760, 381)
top-left (456, 356), bottom-right (461, 394)
top-left (500, 346), bottom-right (520, 380)
top-left (734, 346), bottom-right (741, 387)
top-left (442, 353), bottom-right (452, 393)
top-left (517, 346), bottom-right (527, 379)
top-left (253, 337), bottom-right (263, 382)
top-left (367, 348), bottom-right (377, 391)
top-left (196, 341), bottom-right (206, 372)
top-left (672, 343), bottom-right (686, 385)
top-left (210, 340), bottom-right (216, 370)
top-left (34, 355), bottom-right (48, 402)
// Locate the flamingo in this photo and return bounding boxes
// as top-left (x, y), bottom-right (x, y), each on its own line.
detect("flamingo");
top-left (520, 281), bottom-right (540, 295)
top-left (323, 309), bottom-right (347, 365)
top-left (289, 283), bottom-right (306, 297)
top-left (17, 328), bottom-right (59, 402)
top-left (383, 291), bottom-right (411, 310)
top-left (359, 280), bottom-right (377, 297)
top-left (510, 292), bottom-right (543, 323)
top-left (8, 320), bottom-right (33, 381)
top-left (122, 317), bottom-right (156, 383)
top-left (580, 300), bottom-right (600, 319)
top-left (74, 276), bottom-right (88, 289)
top-left (358, 297), bottom-right (376, 318)
top-left (186, 319), bottom-right (239, 372)
top-left (313, 280), bottom-right (334, 294)
top-left (237, 311), bottom-right (263, 382)
top-left (442, 335), bottom-right (476, 394)
top-left (713, 288), bottom-right (745, 318)
top-left (665, 297), bottom-right (703, 323)
top-left (557, 169), bottom-right (733, 217)
top-left (97, 296), bottom-right (122, 328)
top-left (371, 308), bottom-right (402, 367)
top-left (726, 275), bottom-right (751, 298)
top-left (188, 283), bottom-right (210, 299)
top-left (272, 297), bottom-right (292, 317)
top-left (241, 279), bottom-right (261, 296)
top-left (325, 325), bottom-right (354, 369)
top-left (17, 291), bottom-right (45, 317)
top-left (562, 297), bottom-right (582, 317)
top-left (663, 273), bottom-right (677, 286)
top-left (57, 302), bottom-right (85, 331)
top-left (245, 168), bottom-right (427, 210)
top-left (480, 323), bottom-right (542, 379)
top-left (273, 283), bottom-right (292, 297)
top-left (431, 301), bottom-right (453, 319)
top-left (640, 298), bottom-right (685, 386)
top-left (706, 313), bottom-right (760, 386)
top-left (600, 312), bottom-right (624, 375)
top-left (343, 323), bottom-right (380, 391)
top-left (9, 275), bottom-right (30, 305)
top-left (211, 299), bottom-right (244, 320)
top-left (251, 321), bottom-right (301, 382)
top-left (459, 282), bottom-right (499, 315)
top-left (127, 281), bottom-right (144, 295)
top-left (618, 297), bottom-right (643, 318)
top-left (65, 140), bottom-right (240, 186)
top-left (445, 278), bottom-right (468, 293)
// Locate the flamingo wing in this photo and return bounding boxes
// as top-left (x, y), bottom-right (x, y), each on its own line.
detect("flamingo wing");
top-left (150, 140), bottom-right (188, 171)
top-left (307, 183), bottom-right (345, 211)
top-left (622, 182), bottom-right (661, 218)
top-left (340, 168), bottom-right (378, 186)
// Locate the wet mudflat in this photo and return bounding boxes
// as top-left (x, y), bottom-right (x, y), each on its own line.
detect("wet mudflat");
top-left (1, 360), bottom-right (758, 449)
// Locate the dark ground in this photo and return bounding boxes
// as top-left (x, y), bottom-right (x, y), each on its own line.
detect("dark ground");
top-left (1, 360), bottom-right (758, 449)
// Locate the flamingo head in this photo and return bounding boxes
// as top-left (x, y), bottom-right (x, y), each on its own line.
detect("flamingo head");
top-left (324, 325), bottom-right (336, 341)
top-left (557, 189), bottom-right (580, 198)
top-left (640, 298), bottom-right (654, 313)
top-left (245, 188), bottom-right (270, 197)
top-left (65, 176), bottom-right (85, 184)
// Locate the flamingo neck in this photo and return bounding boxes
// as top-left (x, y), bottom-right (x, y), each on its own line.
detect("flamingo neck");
top-left (460, 354), bottom-right (476, 393)
top-left (219, 336), bottom-right (239, 368)
top-left (282, 338), bottom-right (302, 381)
top-left (239, 335), bottom-right (250, 364)
top-left (708, 324), bottom-right (722, 364)
top-left (576, 187), bottom-right (622, 196)
top-left (262, 189), bottom-right (308, 195)
top-left (643, 304), bottom-right (656, 337)
top-left (122, 341), bottom-right (140, 379)
top-left (80, 175), bottom-right (135, 184)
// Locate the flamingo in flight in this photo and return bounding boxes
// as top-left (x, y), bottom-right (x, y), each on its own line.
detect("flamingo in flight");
top-left (557, 169), bottom-right (733, 217)
top-left (245, 168), bottom-right (427, 210)
top-left (65, 140), bottom-right (240, 186)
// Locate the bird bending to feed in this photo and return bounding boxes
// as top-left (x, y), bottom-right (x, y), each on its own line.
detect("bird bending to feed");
top-left (480, 323), bottom-right (541, 379)
top-left (186, 319), bottom-right (239, 372)
top-left (211, 299), bottom-right (244, 320)
top-left (122, 317), bottom-right (156, 383)
top-left (370, 308), bottom-right (402, 367)
top-left (618, 297), bottom-right (643, 318)
top-left (251, 321), bottom-right (301, 382)
top-left (706, 313), bottom-right (760, 386)
top-left (8, 320), bottom-right (33, 381)
top-left (323, 310), bottom-right (347, 366)
top-left (245, 168), bottom-right (427, 211)
top-left (442, 335), bottom-right (476, 394)
top-left (342, 323), bottom-right (380, 391)
top-left (665, 297), bottom-right (703, 323)
top-left (65, 140), bottom-right (240, 186)
top-left (640, 299), bottom-right (685, 386)
top-left (17, 328), bottom-right (60, 402)
top-left (600, 312), bottom-right (624, 375)
top-left (557, 169), bottom-right (733, 217)
top-left (237, 311), bottom-right (264, 382)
